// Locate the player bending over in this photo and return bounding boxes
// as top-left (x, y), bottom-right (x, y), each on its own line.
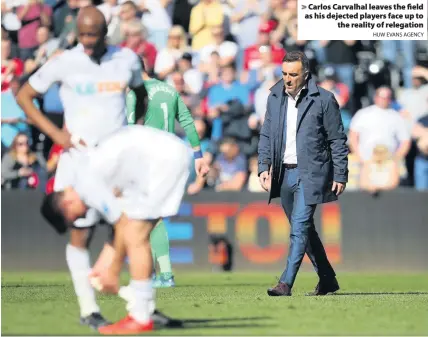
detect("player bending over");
top-left (92, 64), bottom-right (209, 288)
top-left (16, 6), bottom-right (149, 330)
top-left (41, 125), bottom-right (191, 335)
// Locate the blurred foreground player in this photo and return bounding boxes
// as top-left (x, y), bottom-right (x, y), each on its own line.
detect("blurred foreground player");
top-left (16, 6), bottom-right (148, 329)
top-left (40, 125), bottom-right (191, 334)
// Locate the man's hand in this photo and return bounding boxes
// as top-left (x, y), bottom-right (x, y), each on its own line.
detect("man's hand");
top-left (332, 181), bottom-right (346, 196)
top-left (195, 157), bottom-right (209, 177)
top-left (259, 171), bottom-right (271, 192)
top-left (91, 267), bottom-right (120, 294)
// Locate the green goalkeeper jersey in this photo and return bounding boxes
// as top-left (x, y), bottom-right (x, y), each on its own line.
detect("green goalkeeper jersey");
top-left (126, 78), bottom-right (200, 148)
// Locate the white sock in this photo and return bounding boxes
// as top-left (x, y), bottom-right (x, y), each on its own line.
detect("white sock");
top-left (129, 279), bottom-right (153, 324)
top-left (66, 244), bottom-right (100, 317)
top-left (119, 285), bottom-right (156, 314)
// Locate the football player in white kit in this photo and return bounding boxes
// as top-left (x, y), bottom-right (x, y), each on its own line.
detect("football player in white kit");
top-left (16, 6), bottom-right (153, 330)
top-left (40, 125), bottom-right (191, 334)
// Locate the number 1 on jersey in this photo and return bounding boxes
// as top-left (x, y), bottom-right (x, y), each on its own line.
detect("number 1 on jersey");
top-left (160, 103), bottom-right (168, 131)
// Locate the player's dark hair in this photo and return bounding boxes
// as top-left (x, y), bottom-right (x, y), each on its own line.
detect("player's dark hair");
top-left (40, 192), bottom-right (69, 234)
top-left (282, 51), bottom-right (310, 74)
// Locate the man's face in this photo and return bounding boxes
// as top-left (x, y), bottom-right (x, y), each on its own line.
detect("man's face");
top-left (212, 27), bottom-right (224, 44)
top-left (36, 27), bottom-right (49, 45)
top-left (78, 22), bottom-right (106, 57)
top-left (61, 188), bottom-right (87, 223)
top-left (374, 88), bottom-right (392, 109)
top-left (221, 142), bottom-right (239, 160)
top-left (125, 29), bottom-right (142, 46)
top-left (282, 61), bottom-right (306, 96)
top-left (221, 66), bottom-right (235, 84)
top-left (258, 32), bottom-right (270, 46)
top-left (120, 4), bottom-right (136, 21)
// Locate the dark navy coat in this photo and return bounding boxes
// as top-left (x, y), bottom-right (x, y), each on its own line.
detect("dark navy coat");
top-left (257, 76), bottom-right (349, 205)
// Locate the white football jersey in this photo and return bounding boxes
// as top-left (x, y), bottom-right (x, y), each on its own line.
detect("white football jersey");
top-left (28, 45), bottom-right (143, 146)
top-left (74, 125), bottom-right (191, 223)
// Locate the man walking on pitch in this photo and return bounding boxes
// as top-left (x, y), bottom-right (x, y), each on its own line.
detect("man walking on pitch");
top-left (40, 125), bottom-right (192, 334)
top-left (258, 51), bottom-right (348, 296)
top-left (125, 64), bottom-right (209, 288)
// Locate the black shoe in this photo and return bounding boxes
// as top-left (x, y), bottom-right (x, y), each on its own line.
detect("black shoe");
top-left (306, 277), bottom-right (340, 296)
top-left (151, 309), bottom-right (183, 328)
top-left (267, 282), bottom-right (292, 296)
top-left (80, 312), bottom-right (111, 330)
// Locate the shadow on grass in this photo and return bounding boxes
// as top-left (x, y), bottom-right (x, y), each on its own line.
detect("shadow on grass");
top-left (331, 291), bottom-right (428, 296)
top-left (1, 284), bottom-right (65, 288)
top-left (158, 316), bottom-right (272, 330)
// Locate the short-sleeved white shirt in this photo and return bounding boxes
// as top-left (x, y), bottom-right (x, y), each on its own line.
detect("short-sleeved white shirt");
top-left (28, 45), bottom-right (143, 146)
top-left (350, 105), bottom-right (411, 160)
top-left (73, 126), bottom-right (191, 223)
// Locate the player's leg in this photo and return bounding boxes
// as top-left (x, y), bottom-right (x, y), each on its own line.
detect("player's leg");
top-left (55, 151), bottom-right (109, 329)
top-left (150, 219), bottom-right (175, 287)
top-left (99, 219), bottom-right (156, 335)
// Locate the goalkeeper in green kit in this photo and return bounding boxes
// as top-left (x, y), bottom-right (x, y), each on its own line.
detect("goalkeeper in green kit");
top-left (125, 67), bottom-right (209, 288)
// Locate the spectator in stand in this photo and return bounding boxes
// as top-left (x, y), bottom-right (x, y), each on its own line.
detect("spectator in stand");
top-left (24, 26), bottom-right (59, 73)
top-left (412, 113), bottom-right (428, 190)
top-left (207, 62), bottom-right (250, 120)
top-left (319, 40), bottom-right (357, 98)
top-left (280, 15), bottom-right (308, 53)
top-left (207, 137), bottom-right (247, 191)
top-left (264, 0), bottom-right (296, 42)
top-left (120, 20), bottom-right (157, 74)
top-left (242, 20), bottom-right (285, 72)
top-left (229, 0), bottom-right (267, 49)
top-left (1, 38), bottom-right (24, 92)
top-left (1, 0), bottom-right (22, 43)
top-left (359, 144), bottom-right (400, 194)
top-left (248, 68), bottom-right (281, 131)
top-left (169, 71), bottom-right (200, 111)
top-left (398, 66), bottom-right (428, 126)
top-left (198, 25), bottom-right (238, 70)
top-left (247, 156), bottom-right (265, 192)
top-left (349, 87), bottom-right (411, 166)
top-left (1, 27), bottom-right (20, 58)
top-left (318, 71), bottom-right (352, 135)
top-left (189, 0), bottom-right (224, 51)
top-left (154, 25), bottom-right (189, 81)
top-left (53, 0), bottom-right (78, 38)
top-left (381, 40), bottom-right (416, 89)
top-left (168, 52), bottom-right (203, 95)
top-left (241, 44), bottom-right (281, 93)
top-left (140, 0), bottom-right (172, 50)
top-left (16, 0), bottom-right (52, 60)
top-left (1, 132), bottom-right (46, 190)
top-left (1, 77), bottom-right (32, 150)
top-left (107, 0), bottom-right (138, 45)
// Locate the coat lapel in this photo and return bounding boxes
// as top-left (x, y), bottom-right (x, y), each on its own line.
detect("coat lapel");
top-left (296, 93), bottom-right (312, 131)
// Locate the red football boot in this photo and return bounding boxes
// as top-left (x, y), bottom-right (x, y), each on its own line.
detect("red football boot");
top-left (98, 315), bottom-right (154, 335)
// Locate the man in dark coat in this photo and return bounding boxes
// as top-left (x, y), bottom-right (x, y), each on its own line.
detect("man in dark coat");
top-left (257, 51), bottom-right (348, 296)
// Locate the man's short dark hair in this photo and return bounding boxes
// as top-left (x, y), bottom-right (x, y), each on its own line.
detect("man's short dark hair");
top-left (122, 0), bottom-right (137, 10)
top-left (221, 62), bottom-right (236, 72)
top-left (40, 192), bottom-right (69, 234)
top-left (282, 51), bottom-right (310, 73)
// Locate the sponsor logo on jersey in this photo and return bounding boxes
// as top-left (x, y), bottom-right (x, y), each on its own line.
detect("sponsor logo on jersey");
top-left (74, 81), bottom-right (125, 95)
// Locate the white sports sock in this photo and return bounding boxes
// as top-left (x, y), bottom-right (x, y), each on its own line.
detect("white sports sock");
top-left (129, 279), bottom-right (153, 324)
top-left (119, 285), bottom-right (156, 314)
top-left (66, 244), bottom-right (100, 317)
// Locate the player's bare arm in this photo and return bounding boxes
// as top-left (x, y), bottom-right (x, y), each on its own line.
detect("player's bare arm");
top-left (17, 83), bottom-right (73, 149)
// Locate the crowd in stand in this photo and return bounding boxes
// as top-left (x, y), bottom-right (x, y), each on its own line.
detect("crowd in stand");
top-left (2, 0), bottom-right (428, 194)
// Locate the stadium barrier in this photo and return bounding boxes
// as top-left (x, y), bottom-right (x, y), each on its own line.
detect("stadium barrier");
top-left (2, 190), bottom-right (428, 272)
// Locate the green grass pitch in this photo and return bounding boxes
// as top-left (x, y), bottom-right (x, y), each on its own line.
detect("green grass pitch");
top-left (2, 272), bottom-right (428, 335)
